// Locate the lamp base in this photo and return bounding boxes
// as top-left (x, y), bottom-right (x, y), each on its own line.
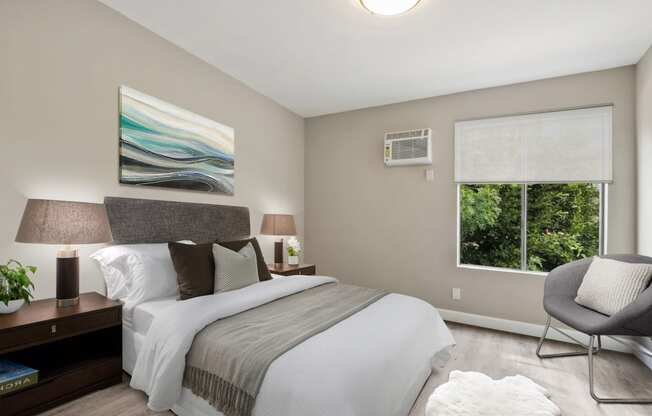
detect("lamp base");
top-left (56, 248), bottom-right (79, 308)
top-left (57, 297), bottom-right (79, 307)
top-left (274, 240), bottom-right (284, 265)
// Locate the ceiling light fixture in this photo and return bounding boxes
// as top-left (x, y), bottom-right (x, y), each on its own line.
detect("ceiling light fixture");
top-left (359, 0), bottom-right (421, 16)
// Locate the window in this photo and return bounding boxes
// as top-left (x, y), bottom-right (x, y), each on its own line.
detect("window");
top-left (454, 106), bottom-right (612, 274)
top-left (458, 183), bottom-right (604, 273)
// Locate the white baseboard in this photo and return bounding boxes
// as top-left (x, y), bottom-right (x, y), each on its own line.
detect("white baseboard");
top-left (439, 308), bottom-right (652, 370)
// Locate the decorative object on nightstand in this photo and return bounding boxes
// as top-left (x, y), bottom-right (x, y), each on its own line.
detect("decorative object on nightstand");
top-left (0, 292), bottom-right (122, 415)
top-left (15, 199), bottom-right (112, 307)
top-left (0, 260), bottom-right (36, 314)
top-left (0, 359), bottom-right (39, 396)
top-left (268, 263), bottom-right (316, 276)
top-left (260, 214), bottom-right (296, 265)
top-left (287, 237), bottom-right (301, 265)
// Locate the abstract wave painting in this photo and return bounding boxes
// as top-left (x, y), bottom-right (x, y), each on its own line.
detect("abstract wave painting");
top-left (119, 86), bottom-right (235, 194)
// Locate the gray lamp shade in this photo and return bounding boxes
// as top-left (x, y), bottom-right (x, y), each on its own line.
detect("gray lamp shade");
top-left (15, 199), bottom-right (113, 245)
top-left (260, 214), bottom-right (296, 236)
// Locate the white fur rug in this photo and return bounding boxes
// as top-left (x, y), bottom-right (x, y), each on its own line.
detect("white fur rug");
top-left (425, 371), bottom-right (561, 416)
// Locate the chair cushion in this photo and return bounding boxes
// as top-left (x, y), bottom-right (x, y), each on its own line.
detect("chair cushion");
top-left (575, 257), bottom-right (652, 316)
top-left (544, 295), bottom-right (609, 334)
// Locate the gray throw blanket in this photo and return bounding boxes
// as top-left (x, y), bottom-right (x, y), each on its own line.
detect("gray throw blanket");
top-left (183, 282), bottom-right (387, 416)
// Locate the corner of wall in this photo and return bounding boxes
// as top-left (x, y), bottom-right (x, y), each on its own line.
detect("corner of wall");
top-left (636, 44), bottom-right (652, 254)
top-left (635, 44), bottom-right (652, 369)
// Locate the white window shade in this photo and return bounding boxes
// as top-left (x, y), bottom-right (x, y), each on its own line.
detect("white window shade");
top-left (454, 106), bottom-right (613, 184)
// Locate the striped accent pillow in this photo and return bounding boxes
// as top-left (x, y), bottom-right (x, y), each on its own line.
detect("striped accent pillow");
top-left (575, 257), bottom-right (652, 316)
top-left (212, 242), bottom-right (260, 293)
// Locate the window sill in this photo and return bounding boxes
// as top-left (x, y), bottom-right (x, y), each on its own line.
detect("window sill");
top-left (457, 264), bottom-right (548, 278)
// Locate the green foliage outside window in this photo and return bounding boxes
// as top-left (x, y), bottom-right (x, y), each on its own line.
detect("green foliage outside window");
top-left (460, 184), bottom-right (521, 269)
top-left (460, 183), bottom-right (600, 272)
top-left (526, 184), bottom-right (600, 272)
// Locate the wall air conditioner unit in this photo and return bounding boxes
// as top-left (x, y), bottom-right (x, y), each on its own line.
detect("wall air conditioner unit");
top-left (384, 128), bottom-right (432, 166)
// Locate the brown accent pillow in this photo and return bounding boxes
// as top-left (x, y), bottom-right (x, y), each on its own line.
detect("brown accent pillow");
top-left (216, 237), bottom-right (272, 281)
top-left (168, 242), bottom-right (215, 300)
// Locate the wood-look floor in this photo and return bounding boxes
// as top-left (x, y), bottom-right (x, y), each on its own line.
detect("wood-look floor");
top-left (40, 323), bottom-right (652, 416)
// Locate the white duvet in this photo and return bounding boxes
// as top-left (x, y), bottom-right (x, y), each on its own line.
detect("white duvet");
top-left (131, 276), bottom-right (454, 416)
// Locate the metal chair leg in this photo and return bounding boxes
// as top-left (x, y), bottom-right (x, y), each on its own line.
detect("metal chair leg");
top-left (536, 315), bottom-right (601, 359)
top-left (588, 335), bottom-right (652, 404)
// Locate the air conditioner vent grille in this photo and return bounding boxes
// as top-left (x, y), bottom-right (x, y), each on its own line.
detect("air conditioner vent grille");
top-left (392, 138), bottom-right (428, 160)
top-left (386, 129), bottom-right (426, 140)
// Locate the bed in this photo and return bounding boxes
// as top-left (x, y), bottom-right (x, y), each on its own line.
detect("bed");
top-left (104, 197), bottom-right (454, 416)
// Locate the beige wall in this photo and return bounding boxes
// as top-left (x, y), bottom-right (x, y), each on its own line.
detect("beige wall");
top-left (305, 67), bottom-right (636, 325)
top-left (0, 0), bottom-right (305, 300)
top-left (636, 45), bottom-right (652, 367)
top-left (638, 46), bottom-right (652, 255)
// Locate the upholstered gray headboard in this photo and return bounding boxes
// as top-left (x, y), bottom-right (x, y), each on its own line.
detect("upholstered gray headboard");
top-left (104, 197), bottom-right (250, 244)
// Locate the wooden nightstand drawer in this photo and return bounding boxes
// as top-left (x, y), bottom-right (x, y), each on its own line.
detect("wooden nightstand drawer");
top-left (297, 265), bottom-right (316, 275)
top-left (0, 307), bottom-right (120, 353)
top-left (268, 263), bottom-right (316, 276)
top-left (51, 308), bottom-right (121, 337)
top-left (0, 321), bottom-right (54, 352)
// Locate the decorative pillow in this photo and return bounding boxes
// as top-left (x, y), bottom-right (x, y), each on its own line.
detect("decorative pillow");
top-left (212, 242), bottom-right (260, 292)
top-left (216, 237), bottom-right (272, 281)
top-left (575, 257), bottom-right (652, 316)
top-left (168, 242), bottom-right (215, 300)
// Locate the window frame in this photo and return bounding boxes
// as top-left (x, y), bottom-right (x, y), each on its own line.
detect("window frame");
top-left (456, 183), bottom-right (607, 276)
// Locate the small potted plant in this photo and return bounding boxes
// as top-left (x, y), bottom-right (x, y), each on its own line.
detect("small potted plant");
top-left (0, 260), bottom-right (36, 314)
top-left (287, 237), bottom-right (301, 266)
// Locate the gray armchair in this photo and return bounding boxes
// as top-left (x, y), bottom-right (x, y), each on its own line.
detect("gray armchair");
top-left (536, 254), bottom-right (652, 404)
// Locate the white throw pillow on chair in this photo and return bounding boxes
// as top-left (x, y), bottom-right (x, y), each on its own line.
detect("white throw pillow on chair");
top-left (575, 257), bottom-right (652, 316)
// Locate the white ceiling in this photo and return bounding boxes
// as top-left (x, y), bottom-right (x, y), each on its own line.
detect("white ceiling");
top-left (100, 0), bottom-right (652, 117)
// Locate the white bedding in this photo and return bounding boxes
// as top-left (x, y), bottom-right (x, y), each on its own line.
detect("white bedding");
top-left (128, 275), bottom-right (289, 334)
top-left (123, 328), bottom-right (230, 416)
top-left (131, 295), bottom-right (177, 334)
top-left (129, 275), bottom-right (455, 416)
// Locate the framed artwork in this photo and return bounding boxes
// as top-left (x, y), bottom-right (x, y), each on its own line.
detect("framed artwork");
top-left (119, 86), bottom-right (235, 195)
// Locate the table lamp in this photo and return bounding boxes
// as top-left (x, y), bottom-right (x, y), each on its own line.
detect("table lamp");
top-left (15, 199), bottom-right (113, 307)
top-left (260, 214), bottom-right (296, 265)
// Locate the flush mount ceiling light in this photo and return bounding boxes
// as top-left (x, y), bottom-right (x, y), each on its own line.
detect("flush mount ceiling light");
top-left (359, 0), bottom-right (421, 16)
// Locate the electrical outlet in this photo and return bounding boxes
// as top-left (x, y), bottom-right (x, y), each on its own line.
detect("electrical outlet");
top-left (425, 168), bottom-right (435, 182)
top-left (452, 288), bottom-right (462, 300)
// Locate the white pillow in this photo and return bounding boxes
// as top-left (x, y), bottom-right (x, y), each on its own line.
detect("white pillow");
top-left (575, 257), bottom-right (652, 316)
top-left (90, 241), bottom-right (194, 306)
top-left (90, 245), bottom-right (133, 300)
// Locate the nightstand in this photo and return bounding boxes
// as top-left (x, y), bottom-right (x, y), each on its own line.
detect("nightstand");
top-left (0, 292), bottom-right (122, 416)
top-left (268, 263), bottom-right (316, 276)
